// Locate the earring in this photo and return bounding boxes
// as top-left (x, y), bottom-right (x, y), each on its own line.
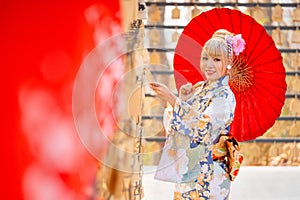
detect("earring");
top-left (227, 64), bottom-right (232, 70)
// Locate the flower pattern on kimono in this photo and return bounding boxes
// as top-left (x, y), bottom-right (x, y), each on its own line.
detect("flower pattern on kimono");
top-left (201, 164), bottom-right (209, 173)
top-left (170, 76), bottom-right (236, 199)
top-left (190, 191), bottom-right (200, 199)
top-left (156, 147), bottom-right (189, 183)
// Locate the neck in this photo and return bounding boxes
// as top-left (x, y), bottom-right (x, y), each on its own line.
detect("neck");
top-left (206, 75), bottom-right (228, 84)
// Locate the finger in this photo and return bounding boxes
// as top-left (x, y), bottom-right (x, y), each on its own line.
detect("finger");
top-left (185, 83), bottom-right (193, 90)
top-left (181, 85), bottom-right (192, 93)
top-left (149, 82), bottom-right (159, 87)
top-left (180, 84), bottom-right (190, 91)
top-left (180, 88), bottom-right (187, 95)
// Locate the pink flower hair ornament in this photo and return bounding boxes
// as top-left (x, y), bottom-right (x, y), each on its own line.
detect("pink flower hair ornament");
top-left (225, 34), bottom-right (246, 56)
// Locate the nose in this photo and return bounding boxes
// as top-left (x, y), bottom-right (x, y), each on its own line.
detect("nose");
top-left (205, 58), bottom-right (214, 68)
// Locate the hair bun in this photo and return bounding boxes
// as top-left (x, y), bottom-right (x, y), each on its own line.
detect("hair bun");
top-left (212, 29), bottom-right (233, 40)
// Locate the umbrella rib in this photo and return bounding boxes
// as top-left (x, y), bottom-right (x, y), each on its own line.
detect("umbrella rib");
top-left (188, 21), bottom-right (210, 44)
top-left (250, 57), bottom-right (282, 70)
top-left (246, 89), bottom-right (263, 136)
top-left (232, 92), bottom-right (241, 139)
top-left (247, 42), bottom-right (275, 66)
top-left (216, 9), bottom-right (223, 27)
top-left (202, 11), bottom-right (217, 33)
top-left (243, 18), bottom-right (254, 56)
top-left (183, 27), bottom-right (206, 46)
top-left (231, 9), bottom-right (241, 34)
top-left (216, 8), bottom-right (235, 34)
top-left (230, 9), bottom-right (240, 32)
top-left (244, 92), bottom-right (252, 139)
top-left (245, 27), bottom-right (266, 62)
top-left (252, 80), bottom-right (285, 116)
top-left (251, 87), bottom-right (276, 128)
top-left (251, 87), bottom-right (270, 135)
top-left (238, 11), bottom-right (242, 34)
top-left (259, 90), bottom-right (282, 130)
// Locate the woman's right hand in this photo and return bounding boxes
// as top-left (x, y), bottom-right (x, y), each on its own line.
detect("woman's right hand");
top-left (149, 82), bottom-right (177, 107)
top-left (179, 83), bottom-right (194, 101)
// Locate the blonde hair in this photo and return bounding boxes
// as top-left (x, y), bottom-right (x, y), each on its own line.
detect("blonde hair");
top-left (200, 29), bottom-right (234, 70)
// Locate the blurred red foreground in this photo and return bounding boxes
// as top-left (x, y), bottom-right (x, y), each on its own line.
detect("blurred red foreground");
top-left (0, 1), bottom-right (121, 199)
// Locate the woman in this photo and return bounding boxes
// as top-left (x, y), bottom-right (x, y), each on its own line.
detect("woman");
top-left (150, 29), bottom-right (245, 199)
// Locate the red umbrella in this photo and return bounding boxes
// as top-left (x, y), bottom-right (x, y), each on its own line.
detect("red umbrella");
top-left (173, 8), bottom-right (287, 142)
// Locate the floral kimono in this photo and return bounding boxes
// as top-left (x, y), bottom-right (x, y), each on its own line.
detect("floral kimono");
top-left (169, 75), bottom-right (236, 200)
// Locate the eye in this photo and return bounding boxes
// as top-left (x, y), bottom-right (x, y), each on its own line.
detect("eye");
top-left (214, 57), bottom-right (221, 62)
top-left (202, 56), bottom-right (208, 61)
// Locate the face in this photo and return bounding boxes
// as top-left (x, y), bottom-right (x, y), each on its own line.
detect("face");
top-left (200, 51), bottom-right (227, 82)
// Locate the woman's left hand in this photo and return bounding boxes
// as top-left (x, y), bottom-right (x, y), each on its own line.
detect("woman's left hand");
top-left (179, 83), bottom-right (194, 101)
top-left (149, 82), bottom-right (177, 106)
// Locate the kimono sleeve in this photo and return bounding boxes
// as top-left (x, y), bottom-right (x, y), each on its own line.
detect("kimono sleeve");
top-left (170, 97), bottom-right (211, 140)
top-left (170, 90), bottom-right (236, 146)
top-left (203, 91), bottom-right (236, 141)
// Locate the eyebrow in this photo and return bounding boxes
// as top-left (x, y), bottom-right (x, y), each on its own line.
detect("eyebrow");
top-left (202, 53), bottom-right (221, 57)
